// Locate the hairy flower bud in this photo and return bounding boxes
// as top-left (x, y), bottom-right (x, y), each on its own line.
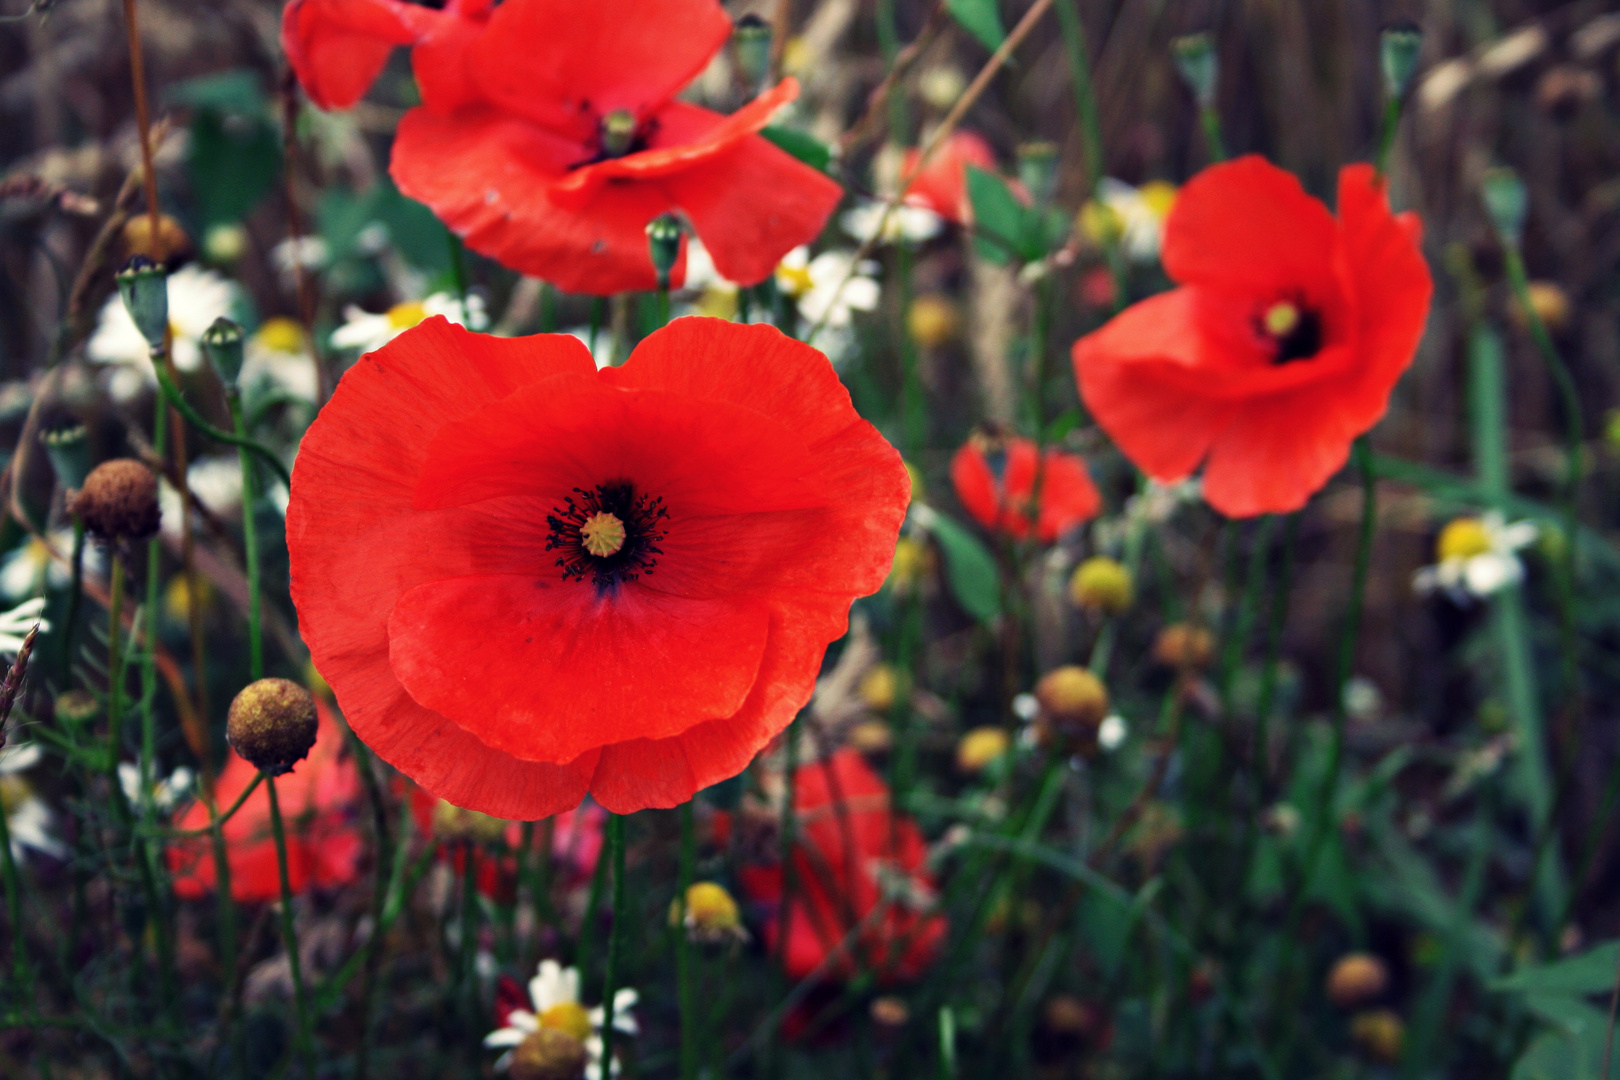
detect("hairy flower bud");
top-left (227, 678), bottom-right (318, 776)
top-left (71, 459), bottom-right (160, 543)
top-left (1379, 22), bottom-right (1423, 100)
top-left (1171, 33), bottom-right (1218, 108)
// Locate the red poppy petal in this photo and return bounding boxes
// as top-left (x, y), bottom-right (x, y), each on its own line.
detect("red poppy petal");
top-left (467, 0), bottom-right (731, 143)
top-left (1032, 451), bottom-right (1102, 540)
top-left (549, 81), bottom-right (800, 207)
top-left (661, 131), bottom-right (845, 288)
top-left (1161, 155), bottom-right (1339, 299)
top-left (1330, 163), bottom-right (1433, 434)
top-left (1199, 393), bottom-right (1355, 517)
top-left (282, 0), bottom-right (443, 111)
top-left (586, 594), bottom-right (849, 812)
top-left (391, 106), bottom-right (671, 295)
top-left (902, 131), bottom-right (997, 224)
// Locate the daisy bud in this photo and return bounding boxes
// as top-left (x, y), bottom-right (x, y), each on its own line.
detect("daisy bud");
top-left (120, 212), bottom-right (192, 269)
top-left (1016, 141), bottom-right (1060, 209)
top-left (1152, 623), bottom-right (1215, 671)
top-left (432, 799), bottom-right (508, 845)
top-left (1379, 22), bottom-right (1423, 101)
top-left (645, 214), bottom-right (684, 290)
top-left (39, 416), bottom-right (91, 492)
top-left (509, 1027), bottom-right (588, 1080)
top-left (1171, 33), bottom-right (1218, 108)
top-left (71, 459), bottom-right (160, 544)
top-left (1326, 952), bottom-right (1390, 1009)
top-left (732, 14), bottom-right (773, 95)
top-left (673, 880), bottom-right (749, 944)
top-left (226, 678), bottom-right (318, 776)
top-left (906, 295), bottom-right (960, 349)
top-left (1481, 167), bottom-right (1527, 247)
top-left (202, 317), bottom-right (246, 388)
top-left (1349, 1009), bottom-right (1404, 1064)
top-left (955, 726), bottom-right (1009, 774)
top-left (1069, 556), bottom-right (1132, 615)
top-left (116, 255), bottom-right (169, 351)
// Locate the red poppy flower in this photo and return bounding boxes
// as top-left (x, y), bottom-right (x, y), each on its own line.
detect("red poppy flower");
top-left (405, 783), bottom-right (604, 899)
top-left (737, 749), bottom-right (944, 982)
top-left (287, 316), bottom-right (908, 820)
top-left (281, 0), bottom-right (843, 295)
top-left (169, 702), bottom-right (361, 902)
top-left (901, 131), bottom-right (998, 226)
top-left (1071, 156), bottom-right (1432, 517)
top-left (951, 433), bottom-right (1101, 542)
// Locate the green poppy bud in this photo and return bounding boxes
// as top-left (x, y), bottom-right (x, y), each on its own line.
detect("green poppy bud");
top-left (116, 255), bottom-right (169, 351)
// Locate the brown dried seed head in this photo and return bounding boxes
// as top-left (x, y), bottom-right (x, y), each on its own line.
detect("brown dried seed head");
top-left (1327, 952), bottom-right (1390, 1009)
top-left (226, 678), bottom-right (318, 776)
top-left (71, 459), bottom-right (160, 543)
top-left (509, 1027), bottom-right (588, 1080)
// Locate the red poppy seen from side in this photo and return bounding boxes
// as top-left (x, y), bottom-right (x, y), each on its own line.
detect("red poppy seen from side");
top-left (280, 0), bottom-right (843, 295)
top-left (287, 316), bottom-right (909, 820)
top-left (1071, 156), bottom-right (1433, 518)
top-left (950, 434), bottom-right (1101, 542)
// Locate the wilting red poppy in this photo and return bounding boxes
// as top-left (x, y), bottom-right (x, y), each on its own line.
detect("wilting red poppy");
top-left (282, 0), bottom-right (842, 295)
top-left (901, 130), bottom-right (998, 226)
top-left (1071, 156), bottom-right (1432, 517)
top-left (951, 433), bottom-right (1101, 542)
top-left (288, 316), bottom-right (908, 820)
top-left (406, 783), bottom-right (604, 899)
top-left (737, 748), bottom-right (944, 982)
top-left (169, 702), bottom-right (361, 902)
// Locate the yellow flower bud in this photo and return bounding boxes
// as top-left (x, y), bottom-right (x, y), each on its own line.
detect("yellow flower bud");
top-left (906, 295), bottom-right (960, 349)
top-left (1069, 556), bottom-right (1133, 614)
top-left (956, 726), bottom-right (1010, 773)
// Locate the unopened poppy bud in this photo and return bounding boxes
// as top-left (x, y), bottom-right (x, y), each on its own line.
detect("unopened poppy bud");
top-left (120, 213), bottom-right (192, 269)
top-left (672, 880), bottom-right (749, 944)
top-left (202, 317), bottom-right (246, 388)
top-left (116, 256), bottom-right (169, 350)
top-left (732, 14), bottom-right (773, 94)
top-left (1016, 141), bottom-right (1059, 208)
top-left (71, 459), bottom-right (160, 543)
top-left (1379, 22), bottom-right (1423, 100)
top-left (1327, 952), bottom-right (1390, 1008)
top-left (1171, 33), bottom-right (1218, 107)
top-left (432, 799), bottom-right (508, 844)
top-left (1153, 623), bottom-right (1215, 670)
top-left (1069, 556), bottom-right (1132, 614)
top-left (906, 295), bottom-right (960, 348)
top-left (509, 1027), bottom-right (588, 1080)
top-left (1349, 1009), bottom-right (1404, 1063)
top-left (1035, 666), bottom-right (1108, 729)
top-left (956, 726), bottom-right (1009, 773)
top-left (39, 416), bottom-right (91, 492)
top-left (1481, 167), bottom-right (1527, 247)
top-left (645, 214), bottom-right (684, 289)
top-left (227, 677), bottom-right (318, 776)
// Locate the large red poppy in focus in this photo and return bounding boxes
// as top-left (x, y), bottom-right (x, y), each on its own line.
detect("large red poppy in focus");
top-left (281, 0), bottom-right (842, 295)
top-left (951, 433), bottom-right (1101, 542)
top-left (737, 749), bottom-right (944, 982)
top-left (169, 702), bottom-right (361, 902)
top-left (287, 316), bottom-right (908, 820)
top-left (1071, 156), bottom-right (1432, 518)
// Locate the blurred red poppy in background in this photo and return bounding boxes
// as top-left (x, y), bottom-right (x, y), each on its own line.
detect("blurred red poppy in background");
top-left (1071, 156), bottom-right (1432, 518)
top-left (288, 316), bottom-right (908, 820)
top-left (737, 748), bottom-right (944, 982)
top-left (951, 433), bottom-right (1101, 542)
top-left (406, 783), bottom-right (604, 899)
top-left (901, 130), bottom-right (998, 226)
top-left (169, 701), bottom-right (361, 902)
top-left (282, 0), bottom-right (842, 294)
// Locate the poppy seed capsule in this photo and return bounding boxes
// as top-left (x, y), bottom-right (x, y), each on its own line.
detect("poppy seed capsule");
top-left (71, 459), bottom-right (160, 543)
top-left (227, 678), bottom-right (318, 776)
top-left (509, 1027), bottom-right (588, 1080)
top-left (1327, 952), bottom-right (1390, 1008)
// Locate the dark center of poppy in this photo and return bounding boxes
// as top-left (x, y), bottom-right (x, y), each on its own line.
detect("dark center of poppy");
top-left (1259, 299), bottom-right (1322, 364)
top-left (545, 481), bottom-right (668, 591)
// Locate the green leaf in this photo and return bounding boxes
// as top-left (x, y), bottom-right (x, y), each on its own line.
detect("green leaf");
top-left (168, 69), bottom-right (268, 116)
top-left (1494, 942), bottom-right (1620, 996)
top-left (945, 0), bottom-right (1006, 52)
top-left (760, 125), bottom-right (833, 172)
top-left (965, 165), bottom-right (1024, 266)
top-left (920, 509), bottom-right (1001, 622)
top-left (189, 110), bottom-right (281, 228)
top-left (1510, 994), bottom-right (1620, 1080)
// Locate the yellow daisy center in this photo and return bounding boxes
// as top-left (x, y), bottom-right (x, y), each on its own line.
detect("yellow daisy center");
top-left (777, 264), bottom-right (814, 298)
top-left (539, 1002), bottom-right (592, 1043)
top-left (253, 316), bottom-right (306, 355)
top-left (1437, 518), bottom-right (1492, 562)
top-left (386, 301), bottom-right (428, 329)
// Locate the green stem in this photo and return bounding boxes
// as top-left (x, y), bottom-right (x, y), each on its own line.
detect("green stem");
top-left (58, 517), bottom-right (85, 683)
top-left (205, 782), bottom-right (246, 1079)
top-left (0, 778), bottom-right (29, 1000)
top-left (105, 552), bottom-right (127, 799)
top-left (1374, 97), bottom-right (1402, 177)
top-left (447, 227), bottom-right (469, 310)
top-left (600, 814), bottom-right (627, 1075)
top-left (677, 801), bottom-right (697, 1080)
top-left (266, 774), bottom-right (315, 1076)
top-left (152, 368), bottom-right (291, 490)
top-left (349, 733), bottom-right (392, 1080)
top-left (1199, 107), bottom-right (1227, 163)
top-left (1054, 0), bottom-right (1104, 198)
top-left (228, 393), bottom-right (263, 682)
top-left (575, 820), bottom-right (611, 986)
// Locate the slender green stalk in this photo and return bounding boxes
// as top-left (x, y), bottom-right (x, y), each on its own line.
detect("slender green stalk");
top-left (677, 801), bottom-right (698, 1080)
top-left (1054, 0), bottom-right (1104, 198)
top-left (1374, 97), bottom-right (1402, 178)
top-left (58, 517), bottom-right (85, 682)
top-left (105, 553), bottom-right (127, 796)
top-left (204, 782), bottom-right (246, 1079)
top-left (349, 733), bottom-right (393, 1080)
top-left (152, 368), bottom-right (291, 489)
top-left (265, 774), bottom-right (315, 1076)
top-left (600, 814), bottom-right (628, 1075)
top-left (228, 393), bottom-right (263, 682)
top-left (447, 227), bottom-right (469, 310)
top-left (139, 389), bottom-right (166, 820)
top-left (0, 780), bottom-right (29, 998)
top-left (1252, 511), bottom-right (1300, 797)
top-left (575, 820), bottom-right (611, 986)
top-left (766, 714), bottom-right (802, 1075)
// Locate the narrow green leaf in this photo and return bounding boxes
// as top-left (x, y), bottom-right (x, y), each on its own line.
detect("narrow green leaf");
top-left (1493, 942), bottom-right (1620, 996)
top-left (920, 509), bottom-right (1002, 621)
top-left (760, 125), bottom-right (833, 172)
top-left (944, 0), bottom-right (1006, 52)
top-left (965, 164), bottom-right (1024, 266)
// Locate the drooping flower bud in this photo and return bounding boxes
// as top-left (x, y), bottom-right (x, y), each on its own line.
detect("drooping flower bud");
top-left (509, 1027), bottom-right (588, 1080)
top-left (732, 14), bottom-right (773, 95)
top-left (39, 416), bottom-right (91, 492)
top-left (202, 317), bottom-right (246, 388)
top-left (70, 459), bottom-right (160, 543)
top-left (1069, 556), bottom-right (1132, 615)
top-left (226, 678), bottom-right (319, 776)
top-left (1379, 22), bottom-right (1423, 101)
top-left (1171, 33), bottom-right (1218, 108)
top-left (1481, 167), bottom-right (1527, 247)
top-left (645, 214), bottom-right (684, 290)
top-left (116, 255), bottom-right (169, 351)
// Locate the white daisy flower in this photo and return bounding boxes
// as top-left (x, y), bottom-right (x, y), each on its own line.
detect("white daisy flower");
top-left (160, 456), bottom-right (246, 538)
top-left (775, 247), bottom-right (880, 330)
top-left (1413, 513), bottom-right (1539, 601)
top-left (0, 741), bottom-right (66, 862)
top-left (241, 317), bottom-right (319, 402)
top-left (1081, 178), bottom-right (1179, 263)
top-left (0, 598), bottom-right (48, 658)
top-left (330, 292), bottom-right (488, 356)
top-left (0, 529), bottom-right (97, 602)
top-left (485, 959), bottom-right (637, 1080)
top-left (1097, 714), bottom-right (1128, 752)
top-left (270, 235), bottom-right (331, 279)
top-left (86, 265), bottom-right (239, 402)
top-left (117, 761), bottom-right (195, 813)
top-left (840, 199), bottom-right (945, 246)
